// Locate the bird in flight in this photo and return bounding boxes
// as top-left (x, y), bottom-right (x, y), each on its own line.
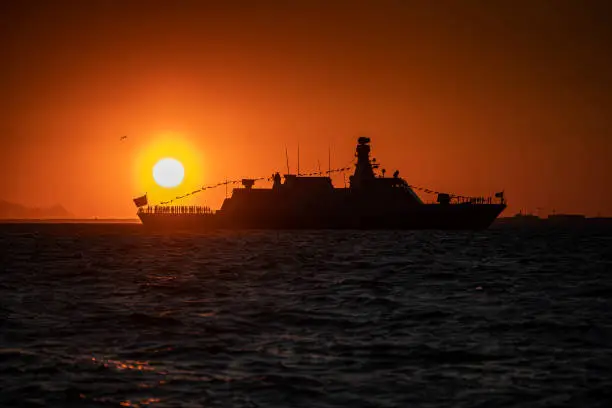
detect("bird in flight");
top-left (120, 135), bottom-right (127, 141)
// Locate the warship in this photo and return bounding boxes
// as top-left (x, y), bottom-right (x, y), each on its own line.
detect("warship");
top-left (136, 137), bottom-right (506, 230)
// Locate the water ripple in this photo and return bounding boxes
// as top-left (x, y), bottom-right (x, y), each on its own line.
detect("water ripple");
top-left (1, 223), bottom-right (611, 407)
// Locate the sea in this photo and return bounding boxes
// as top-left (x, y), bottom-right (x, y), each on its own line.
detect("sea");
top-left (1, 223), bottom-right (611, 408)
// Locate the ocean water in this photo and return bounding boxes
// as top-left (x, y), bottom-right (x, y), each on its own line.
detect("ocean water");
top-left (1, 223), bottom-right (611, 408)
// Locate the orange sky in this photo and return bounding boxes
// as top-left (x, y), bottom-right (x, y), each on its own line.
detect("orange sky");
top-left (2, 0), bottom-right (611, 218)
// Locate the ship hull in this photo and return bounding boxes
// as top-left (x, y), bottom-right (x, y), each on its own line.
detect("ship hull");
top-left (138, 204), bottom-right (506, 231)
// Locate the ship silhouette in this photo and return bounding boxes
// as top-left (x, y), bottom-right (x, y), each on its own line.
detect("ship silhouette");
top-left (137, 137), bottom-right (506, 230)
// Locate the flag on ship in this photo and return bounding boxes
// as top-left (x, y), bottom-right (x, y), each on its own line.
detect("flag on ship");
top-left (133, 194), bottom-right (148, 207)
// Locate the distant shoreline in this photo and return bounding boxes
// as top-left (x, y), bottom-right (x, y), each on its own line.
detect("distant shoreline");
top-left (2, 217), bottom-right (610, 227)
top-left (494, 216), bottom-right (612, 227)
top-left (0, 218), bottom-right (141, 224)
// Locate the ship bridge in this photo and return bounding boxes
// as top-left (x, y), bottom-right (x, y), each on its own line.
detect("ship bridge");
top-left (349, 137), bottom-right (423, 205)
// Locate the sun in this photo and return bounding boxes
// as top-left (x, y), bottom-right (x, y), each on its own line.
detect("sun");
top-left (153, 158), bottom-right (185, 188)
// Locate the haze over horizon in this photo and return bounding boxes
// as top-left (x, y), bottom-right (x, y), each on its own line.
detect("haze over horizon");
top-left (2, 0), bottom-right (611, 218)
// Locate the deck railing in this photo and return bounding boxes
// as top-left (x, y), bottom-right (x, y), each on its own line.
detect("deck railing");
top-left (452, 196), bottom-right (497, 204)
top-left (138, 206), bottom-right (213, 215)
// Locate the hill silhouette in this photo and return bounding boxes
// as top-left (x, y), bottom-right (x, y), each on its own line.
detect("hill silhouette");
top-left (0, 200), bottom-right (72, 219)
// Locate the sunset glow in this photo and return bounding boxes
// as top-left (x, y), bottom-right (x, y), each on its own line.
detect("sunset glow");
top-left (134, 134), bottom-right (206, 205)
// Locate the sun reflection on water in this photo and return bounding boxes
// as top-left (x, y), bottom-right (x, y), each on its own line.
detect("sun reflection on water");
top-left (120, 398), bottom-right (161, 407)
top-left (91, 357), bottom-right (156, 372)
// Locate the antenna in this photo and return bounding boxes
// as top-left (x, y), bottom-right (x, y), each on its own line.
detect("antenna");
top-left (328, 145), bottom-right (331, 177)
top-left (317, 159), bottom-right (321, 175)
top-left (285, 147), bottom-right (290, 174)
top-left (297, 143), bottom-right (300, 176)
